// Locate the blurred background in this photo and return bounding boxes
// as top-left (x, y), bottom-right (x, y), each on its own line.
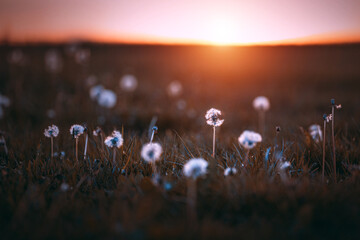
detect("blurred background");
top-left (0, 0), bottom-right (359, 137)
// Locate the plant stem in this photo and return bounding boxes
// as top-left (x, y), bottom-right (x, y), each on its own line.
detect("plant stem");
top-left (212, 126), bottom-right (216, 157)
top-left (259, 110), bottom-right (265, 137)
top-left (322, 120), bottom-right (326, 182)
top-left (84, 133), bottom-right (88, 160)
top-left (113, 148), bottom-right (116, 166)
top-left (187, 178), bottom-right (197, 230)
top-left (331, 106), bottom-right (336, 182)
top-left (75, 138), bottom-right (78, 163)
top-left (51, 137), bottom-right (53, 162)
top-left (244, 149), bottom-right (250, 166)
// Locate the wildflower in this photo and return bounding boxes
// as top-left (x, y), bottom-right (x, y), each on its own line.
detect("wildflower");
top-left (97, 89), bottom-right (117, 108)
top-left (0, 94), bottom-right (11, 119)
top-left (46, 109), bottom-right (56, 119)
top-left (224, 167), bottom-right (237, 176)
top-left (70, 124), bottom-right (84, 138)
top-left (238, 130), bottom-right (262, 149)
top-left (44, 125), bottom-right (59, 138)
top-left (205, 108), bottom-right (224, 158)
top-left (75, 48), bottom-right (90, 64)
top-left (309, 124), bottom-right (323, 143)
top-left (183, 158), bottom-right (208, 179)
top-left (205, 108), bottom-right (224, 127)
top-left (85, 75), bottom-right (97, 86)
top-left (104, 131), bottom-right (123, 148)
top-left (120, 74), bottom-right (138, 92)
top-left (45, 50), bottom-right (62, 73)
top-left (176, 99), bottom-right (187, 111)
top-left (89, 85), bottom-right (104, 100)
top-left (253, 96), bottom-right (270, 111)
top-left (93, 126), bottom-right (102, 136)
top-left (167, 81), bottom-right (183, 97)
top-left (8, 49), bottom-right (24, 64)
top-left (60, 182), bottom-right (70, 192)
top-left (253, 96), bottom-right (270, 136)
top-left (141, 142), bottom-right (163, 163)
top-left (330, 98), bottom-right (341, 183)
top-left (279, 161), bottom-right (291, 170)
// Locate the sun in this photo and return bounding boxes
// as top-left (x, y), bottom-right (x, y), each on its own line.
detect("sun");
top-left (209, 19), bottom-right (237, 45)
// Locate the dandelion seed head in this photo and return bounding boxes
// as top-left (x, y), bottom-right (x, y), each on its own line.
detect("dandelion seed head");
top-left (90, 85), bottom-right (104, 100)
top-left (279, 161), bottom-right (291, 170)
top-left (97, 89), bottom-right (117, 108)
top-left (309, 124), bottom-right (322, 143)
top-left (183, 158), bottom-right (208, 179)
top-left (167, 81), bottom-right (183, 97)
top-left (238, 130), bottom-right (262, 149)
top-left (205, 108), bottom-right (224, 127)
top-left (60, 182), bottom-right (70, 192)
top-left (70, 124), bottom-right (85, 138)
top-left (253, 96), bottom-right (270, 111)
top-left (176, 99), bottom-right (186, 110)
top-left (224, 167), bottom-right (237, 176)
top-left (8, 49), bottom-right (24, 64)
top-left (86, 75), bottom-right (97, 87)
top-left (44, 125), bottom-right (59, 138)
top-left (0, 94), bottom-right (11, 107)
top-left (104, 130), bottom-right (123, 148)
top-left (93, 127), bottom-right (102, 136)
top-left (141, 142), bottom-right (162, 163)
top-left (45, 50), bottom-right (62, 73)
top-left (120, 74), bottom-right (138, 92)
top-left (75, 49), bottom-right (90, 64)
top-left (276, 126), bottom-right (281, 132)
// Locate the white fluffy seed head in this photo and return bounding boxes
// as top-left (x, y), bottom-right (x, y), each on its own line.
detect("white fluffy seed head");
top-left (97, 89), bottom-right (117, 108)
top-left (44, 125), bottom-right (59, 138)
top-left (253, 96), bottom-right (270, 111)
top-left (167, 81), bottom-right (183, 97)
top-left (89, 85), bottom-right (104, 100)
top-left (205, 108), bottom-right (224, 127)
top-left (141, 142), bottom-right (163, 163)
top-left (120, 74), bottom-right (138, 92)
top-left (238, 130), bottom-right (262, 149)
top-left (309, 124), bottom-right (322, 143)
top-left (279, 161), bottom-right (291, 170)
top-left (224, 167), bottom-right (237, 176)
top-left (0, 94), bottom-right (11, 107)
top-left (70, 124), bottom-right (85, 138)
top-left (104, 130), bottom-right (123, 148)
top-left (183, 158), bottom-right (208, 179)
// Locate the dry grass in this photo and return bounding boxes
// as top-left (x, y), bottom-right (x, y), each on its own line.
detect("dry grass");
top-left (0, 43), bottom-right (360, 239)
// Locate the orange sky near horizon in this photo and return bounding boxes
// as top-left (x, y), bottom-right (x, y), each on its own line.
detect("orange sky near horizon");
top-left (1, 0), bottom-right (360, 45)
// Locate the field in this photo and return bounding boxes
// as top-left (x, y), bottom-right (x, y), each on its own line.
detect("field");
top-left (0, 43), bottom-right (360, 239)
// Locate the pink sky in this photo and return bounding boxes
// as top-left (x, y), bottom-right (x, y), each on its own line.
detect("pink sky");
top-left (1, 0), bottom-right (360, 45)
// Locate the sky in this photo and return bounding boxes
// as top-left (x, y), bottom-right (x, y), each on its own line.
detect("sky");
top-left (1, 0), bottom-right (360, 45)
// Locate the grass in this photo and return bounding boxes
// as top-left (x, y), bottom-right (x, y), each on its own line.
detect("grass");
top-left (0, 43), bottom-right (360, 239)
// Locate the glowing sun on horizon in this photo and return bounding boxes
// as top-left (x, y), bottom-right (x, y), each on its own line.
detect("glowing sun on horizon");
top-left (208, 19), bottom-right (237, 45)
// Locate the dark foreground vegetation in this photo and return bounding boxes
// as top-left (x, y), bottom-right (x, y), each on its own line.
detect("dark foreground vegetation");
top-left (0, 43), bottom-right (360, 239)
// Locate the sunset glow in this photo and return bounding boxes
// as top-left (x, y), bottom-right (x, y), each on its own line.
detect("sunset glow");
top-left (1, 0), bottom-right (360, 45)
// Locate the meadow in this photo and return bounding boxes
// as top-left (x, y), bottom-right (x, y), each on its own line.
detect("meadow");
top-left (0, 43), bottom-right (360, 239)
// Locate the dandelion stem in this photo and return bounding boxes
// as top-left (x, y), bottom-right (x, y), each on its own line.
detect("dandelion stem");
top-left (75, 138), bottom-right (79, 163)
top-left (152, 162), bottom-right (157, 175)
top-left (259, 110), bottom-right (265, 137)
top-left (50, 137), bottom-right (53, 162)
top-left (112, 148), bottom-right (116, 166)
top-left (322, 119), bottom-right (326, 182)
top-left (212, 126), bottom-right (216, 157)
top-left (331, 105), bottom-right (336, 182)
top-left (187, 178), bottom-right (197, 230)
top-left (84, 133), bottom-right (88, 160)
top-left (244, 149), bottom-right (250, 166)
